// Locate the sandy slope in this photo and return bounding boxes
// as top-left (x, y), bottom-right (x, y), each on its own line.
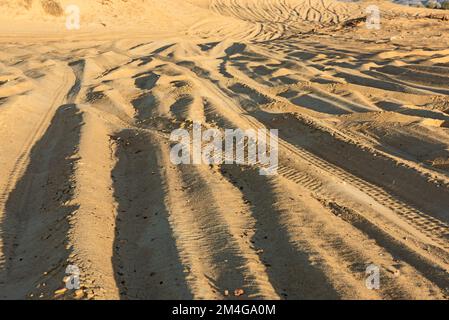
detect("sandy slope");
top-left (0, 0), bottom-right (448, 299)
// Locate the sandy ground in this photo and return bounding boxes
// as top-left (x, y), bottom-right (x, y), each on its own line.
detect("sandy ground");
top-left (0, 0), bottom-right (448, 300)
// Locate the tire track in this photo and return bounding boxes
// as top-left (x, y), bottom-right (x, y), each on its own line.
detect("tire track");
top-left (0, 104), bottom-right (82, 299)
top-left (218, 60), bottom-right (449, 251)
top-left (111, 130), bottom-right (193, 299)
top-left (0, 67), bottom-right (72, 278)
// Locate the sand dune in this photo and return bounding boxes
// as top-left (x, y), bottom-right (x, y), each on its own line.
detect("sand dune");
top-left (0, 0), bottom-right (448, 300)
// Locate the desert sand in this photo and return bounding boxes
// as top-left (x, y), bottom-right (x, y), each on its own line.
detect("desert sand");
top-left (0, 0), bottom-right (448, 300)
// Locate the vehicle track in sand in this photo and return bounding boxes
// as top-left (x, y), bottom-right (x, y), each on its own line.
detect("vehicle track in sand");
top-left (0, 67), bottom-right (72, 277)
top-left (1, 0), bottom-right (449, 299)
